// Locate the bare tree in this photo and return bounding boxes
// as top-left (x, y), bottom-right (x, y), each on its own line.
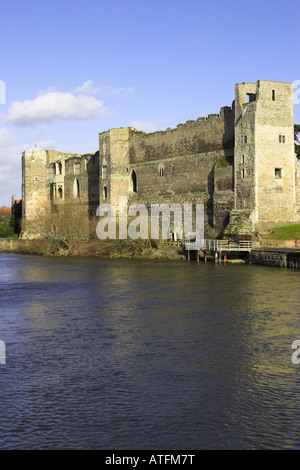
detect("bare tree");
top-left (47, 202), bottom-right (90, 254)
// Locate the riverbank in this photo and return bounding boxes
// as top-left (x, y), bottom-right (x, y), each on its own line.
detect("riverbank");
top-left (1, 237), bottom-right (299, 267)
top-left (0, 238), bottom-right (249, 265)
top-left (0, 238), bottom-right (188, 260)
top-left (0, 238), bottom-right (247, 262)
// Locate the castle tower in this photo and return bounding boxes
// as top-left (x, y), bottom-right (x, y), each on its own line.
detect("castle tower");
top-left (21, 145), bottom-right (51, 237)
top-left (99, 127), bottom-right (132, 208)
top-left (234, 80), bottom-right (296, 232)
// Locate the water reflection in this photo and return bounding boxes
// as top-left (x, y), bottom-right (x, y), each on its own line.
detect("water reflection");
top-left (0, 253), bottom-right (299, 449)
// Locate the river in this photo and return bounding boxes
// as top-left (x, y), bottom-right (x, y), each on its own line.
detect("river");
top-left (0, 252), bottom-right (299, 449)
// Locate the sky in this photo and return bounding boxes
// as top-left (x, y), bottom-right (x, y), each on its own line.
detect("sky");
top-left (0, 0), bottom-right (299, 206)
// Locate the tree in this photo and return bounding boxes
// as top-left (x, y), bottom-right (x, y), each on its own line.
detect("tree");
top-left (0, 215), bottom-right (15, 238)
top-left (46, 202), bottom-right (91, 254)
top-left (24, 201), bottom-right (91, 255)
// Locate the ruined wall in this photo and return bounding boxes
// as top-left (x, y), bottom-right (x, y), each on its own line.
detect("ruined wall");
top-left (234, 82), bottom-right (257, 211)
top-left (129, 107), bottom-right (234, 163)
top-left (214, 165), bottom-right (233, 192)
top-left (98, 107), bottom-right (235, 232)
top-left (131, 150), bottom-right (228, 198)
top-left (22, 148), bottom-right (100, 238)
top-left (98, 122), bottom-right (235, 234)
top-left (63, 152), bottom-right (100, 215)
top-left (213, 165), bottom-right (234, 230)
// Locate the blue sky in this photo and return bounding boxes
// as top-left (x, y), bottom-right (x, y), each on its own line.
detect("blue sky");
top-left (0, 0), bottom-right (299, 206)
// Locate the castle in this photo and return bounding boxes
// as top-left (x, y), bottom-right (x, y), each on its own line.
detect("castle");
top-left (21, 80), bottom-right (300, 239)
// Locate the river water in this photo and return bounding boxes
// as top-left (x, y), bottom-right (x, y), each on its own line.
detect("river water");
top-left (0, 252), bottom-right (299, 449)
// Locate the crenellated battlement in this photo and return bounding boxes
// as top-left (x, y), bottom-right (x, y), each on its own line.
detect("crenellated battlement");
top-left (128, 106), bottom-right (234, 164)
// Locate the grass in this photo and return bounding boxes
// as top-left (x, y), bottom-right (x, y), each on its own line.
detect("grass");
top-left (0, 234), bottom-right (19, 239)
top-left (263, 224), bottom-right (300, 240)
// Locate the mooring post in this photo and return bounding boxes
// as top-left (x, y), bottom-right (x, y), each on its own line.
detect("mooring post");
top-left (196, 250), bottom-right (199, 263)
top-left (187, 249), bottom-right (190, 261)
top-left (224, 252), bottom-right (227, 264)
top-left (215, 251), bottom-right (218, 264)
top-left (204, 250), bottom-right (207, 263)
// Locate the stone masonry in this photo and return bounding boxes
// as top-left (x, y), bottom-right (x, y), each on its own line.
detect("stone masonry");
top-left (21, 80), bottom-right (299, 238)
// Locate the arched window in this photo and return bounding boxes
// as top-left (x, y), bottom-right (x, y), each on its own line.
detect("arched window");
top-left (103, 186), bottom-right (108, 200)
top-left (57, 161), bottom-right (62, 175)
top-left (102, 165), bottom-right (108, 179)
top-left (130, 170), bottom-right (137, 193)
top-left (73, 178), bottom-right (80, 198)
top-left (158, 163), bottom-right (164, 177)
top-left (58, 186), bottom-right (63, 199)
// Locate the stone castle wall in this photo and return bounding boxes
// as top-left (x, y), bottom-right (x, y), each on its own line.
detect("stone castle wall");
top-left (129, 107), bottom-right (234, 164)
top-left (21, 80), bottom-right (298, 239)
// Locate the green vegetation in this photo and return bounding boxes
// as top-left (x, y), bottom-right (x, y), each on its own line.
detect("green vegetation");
top-left (0, 216), bottom-right (16, 238)
top-left (24, 204), bottom-right (169, 258)
top-left (215, 155), bottom-right (234, 168)
top-left (263, 224), bottom-right (300, 240)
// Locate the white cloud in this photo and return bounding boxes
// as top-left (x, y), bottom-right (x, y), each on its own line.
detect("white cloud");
top-left (102, 85), bottom-right (136, 96)
top-left (75, 80), bottom-right (99, 95)
top-left (0, 128), bottom-right (15, 147)
top-left (108, 86), bottom-right (136, 96)
top-left (5, 91), bottom-right (110, 127)
top-left (0, 164), bottom-right (14, 182)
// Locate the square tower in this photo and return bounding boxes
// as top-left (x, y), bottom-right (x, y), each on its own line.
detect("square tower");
top-left (21, 146), bottom-right (50, 237)
top-left (99, 127), bottom-right (132, 208)
top-left (234, 80), bottom-right (296, 231)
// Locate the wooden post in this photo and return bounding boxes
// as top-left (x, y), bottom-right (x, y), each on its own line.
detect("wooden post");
top-left (187, 249), bottom-right (190, 261)
top-left (196, 250), bottom-right (199, 262)
top-left (224, 252), bottom-right (227, 264)
top-left (204, 250), bottom-right (207, 263)
top-left (215, 251), bottom-right (218, 264)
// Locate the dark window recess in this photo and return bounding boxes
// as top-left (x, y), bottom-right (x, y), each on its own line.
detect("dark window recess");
top-left (246, 93), bottom-right (256, 103)
top-left (279, 135), bottom-right (286, 143)
top-left (131, 170), bottom-right (137, 193)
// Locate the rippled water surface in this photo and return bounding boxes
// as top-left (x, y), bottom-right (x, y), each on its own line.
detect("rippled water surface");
top-left (0, 252), bottom-right (300, 449)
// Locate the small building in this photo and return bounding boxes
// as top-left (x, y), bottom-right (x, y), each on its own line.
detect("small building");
top-left (0, 207), bottom-right (11, 224)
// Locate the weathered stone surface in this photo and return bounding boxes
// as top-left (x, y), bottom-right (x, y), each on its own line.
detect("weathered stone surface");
top-left (21, 80), bottom-right (299, 239)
